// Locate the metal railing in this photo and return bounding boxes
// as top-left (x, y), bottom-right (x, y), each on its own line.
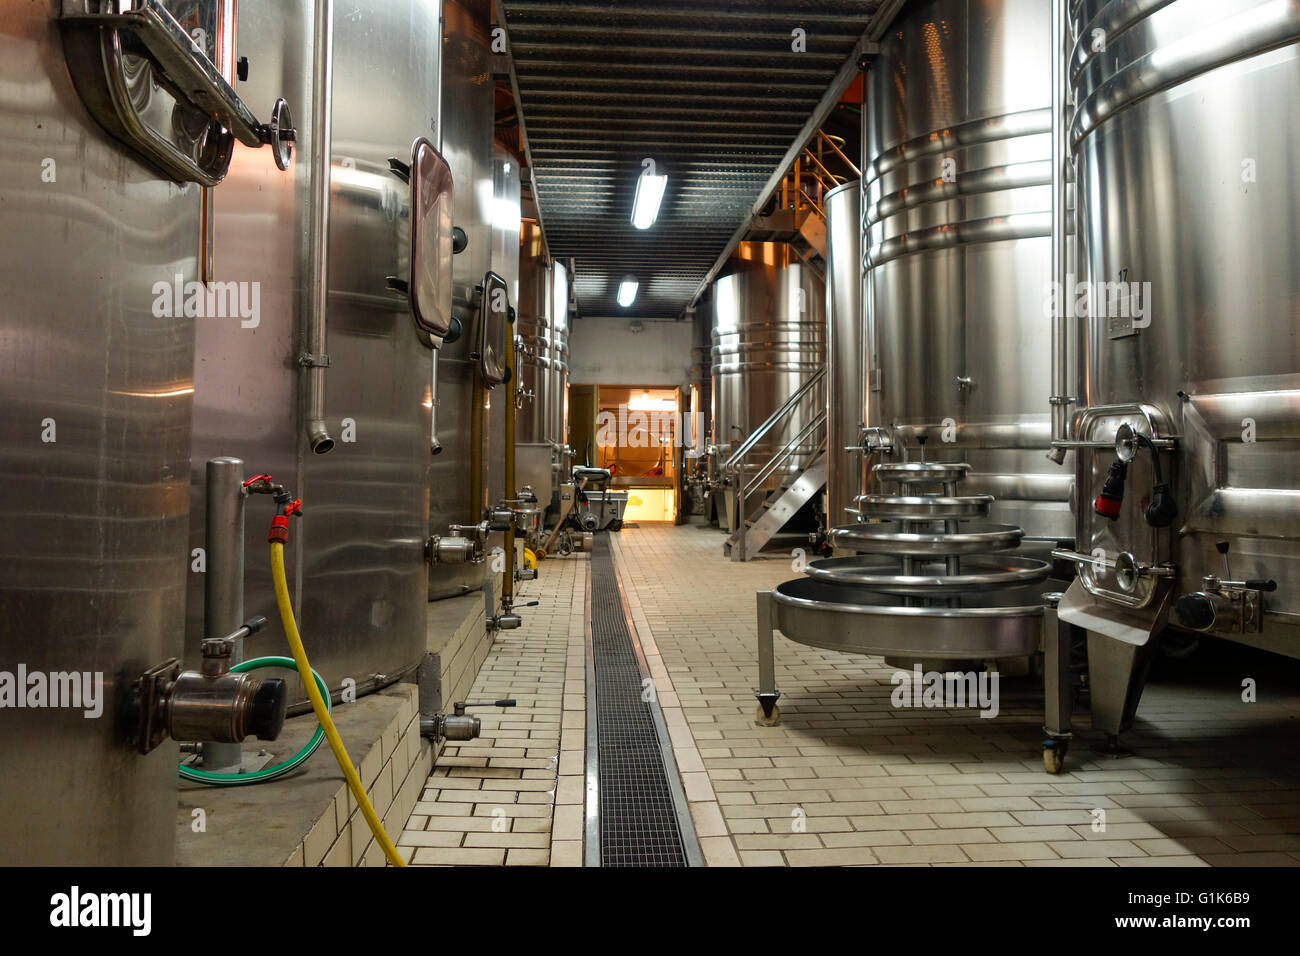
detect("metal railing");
top-left (776, 130), bottom-right (861, 220)
top-left (721, 366), bottom-right (826, 474)
top-left (720, 367), bottom-right (828, 557)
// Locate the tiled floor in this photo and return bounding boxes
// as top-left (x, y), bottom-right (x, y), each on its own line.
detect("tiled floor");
top-left (400, 554), bottom-right (587, 866)
top-left (614, 522), bottom-right (1300, 867)
top-left (402, 522), bottom-right (1300, 867)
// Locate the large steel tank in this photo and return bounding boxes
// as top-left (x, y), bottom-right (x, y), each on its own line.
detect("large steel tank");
top-left (428, 0), bottom-right (496, 599)
top-left (825, 182), bottom-right (865, 526)
top-left (1063, 0), bottom-right (1300, 656)
top-left (516, 221), bottom-right (553, 445)
top-left (710, 242), bottom-right (826, 511)
top-left (0, 0), bottom-right (202, 864)
top-left (862, 0), bottom-right (1070, 542)
top-left (549, 260), bottom-right (571, 452)
top-left (488, 143), bottom-right (521, 505)
top-left (189, 0), bottom-right (444, 699)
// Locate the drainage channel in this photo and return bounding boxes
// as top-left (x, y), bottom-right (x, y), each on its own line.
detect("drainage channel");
top-left (584, 533), bottom-right (702, 867)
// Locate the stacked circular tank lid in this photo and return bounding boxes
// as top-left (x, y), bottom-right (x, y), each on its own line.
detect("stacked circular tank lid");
top-left (771, 460), bottom-right (1053, 660)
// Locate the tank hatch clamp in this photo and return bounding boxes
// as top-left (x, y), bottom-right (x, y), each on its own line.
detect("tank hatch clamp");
top-left (61, 0), bottom-right (296, 185)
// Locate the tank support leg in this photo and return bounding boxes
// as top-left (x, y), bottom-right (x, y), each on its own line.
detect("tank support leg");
top-left (1042, 599), bottom-right (1076, 773)
top-left (755, 590), bottom-right (781, 725)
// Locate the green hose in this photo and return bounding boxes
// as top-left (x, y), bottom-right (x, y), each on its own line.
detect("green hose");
top-left (177, 656), bottom-right (329, 786)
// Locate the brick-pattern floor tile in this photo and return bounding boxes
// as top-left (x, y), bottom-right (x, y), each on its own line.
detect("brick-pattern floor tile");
top-left (609, 524), bottom-right (1300, 868)
top-left (402, 555), bottom-right (587, 867)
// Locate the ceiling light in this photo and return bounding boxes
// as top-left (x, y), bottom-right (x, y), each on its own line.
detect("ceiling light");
top-left (617, 276), bottom-right (639, 308)
top-left (631, 171), bottom-right (667, 229)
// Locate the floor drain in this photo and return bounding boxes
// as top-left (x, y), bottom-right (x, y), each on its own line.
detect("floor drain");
top-left (586, 534), bottom-right (700, 866)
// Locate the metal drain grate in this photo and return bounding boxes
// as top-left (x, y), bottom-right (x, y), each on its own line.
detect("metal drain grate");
top-left (588, 534), bottom-right (693, 866)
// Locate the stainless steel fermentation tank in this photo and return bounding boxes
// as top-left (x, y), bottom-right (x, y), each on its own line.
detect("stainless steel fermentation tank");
top-left (428, 0), bottom-right (497, 599)
top-left (515, 220), bottom-right (570, 504)
top-left (756, 0), bottom-right (1071, 727)
top-left (188, 0), bottom-right (448, 705)
top-left (517, 219), bottom-right (553, 447)
top-left (489, 143), bottom-right (522, 507)
top-left (860, 0), bottom-right (1070, 544)
top-left (550, 260), bottom-right (571, 456)
top-left (1053, 0), bottom-right (1300, 736)
top-left (710, 242), bottom-right (826, 528)
top-left (824, 182), bottom-right (865, 526)
top-left (1, 0), bottom-right (220, 864)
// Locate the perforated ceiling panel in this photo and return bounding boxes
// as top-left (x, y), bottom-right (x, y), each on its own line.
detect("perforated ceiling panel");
top-left (498, 0), bottom-right (889, 318)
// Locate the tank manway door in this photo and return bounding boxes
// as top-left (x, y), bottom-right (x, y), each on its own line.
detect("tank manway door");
top-left (61, 0), bottom-right (297, 185)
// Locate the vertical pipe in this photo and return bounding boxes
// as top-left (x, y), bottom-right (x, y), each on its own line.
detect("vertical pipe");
top-left (430, 351), bottom-right (443, 455)
top-left (303, 0), bottom-right (335, 455)
top-left (202, 457), bottom-right (245, 771)
top-left (471, 378), bottom-right (485, 518)
top-left (1048, 0), bottom-right (1071, 464)
top-left (503, 318), bottom-right (518, 607)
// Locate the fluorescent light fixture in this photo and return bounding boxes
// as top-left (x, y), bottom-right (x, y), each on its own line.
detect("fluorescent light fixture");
top-left (631, 171), bottom-right (667, 229)
top-left (617, 276), bottom-right (639, 308)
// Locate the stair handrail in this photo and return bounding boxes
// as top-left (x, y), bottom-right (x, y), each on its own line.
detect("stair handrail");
top-left (721, 366), bottom-right (826, 475)
top-left (743, 411), bottom-right (827, 500)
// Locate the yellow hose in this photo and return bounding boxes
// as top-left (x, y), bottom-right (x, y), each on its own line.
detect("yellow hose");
top-left (271, 541), bottom-right (408, 867)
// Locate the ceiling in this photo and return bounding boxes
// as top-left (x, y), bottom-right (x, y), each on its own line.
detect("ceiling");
top-left (497, 0), bottom-right (891, 319)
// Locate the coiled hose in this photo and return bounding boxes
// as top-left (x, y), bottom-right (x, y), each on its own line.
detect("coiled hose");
top-left (270, 540), bottom-right (407, 867)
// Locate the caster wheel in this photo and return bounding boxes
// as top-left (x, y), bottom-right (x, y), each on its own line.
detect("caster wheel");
top-left (754, 703), bottom-right (781, 727)
top-left (1042, 741), bottom-right (1068, 774)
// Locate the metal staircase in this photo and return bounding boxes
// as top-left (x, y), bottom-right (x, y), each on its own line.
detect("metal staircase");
top-left (747, 130), bottom-right (859, 277)
top-left (721, 368), bottom-right (827, 561)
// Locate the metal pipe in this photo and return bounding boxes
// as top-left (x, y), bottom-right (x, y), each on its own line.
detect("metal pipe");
top-left (302, 0), bottom-right (335, 455)
top-left (503, 326), bottom-right (518, 607)
top-left (430, 351), bottom-right (443, 455)
top-left (1048, 0), bottom-right (1071, 464)
top-left (470, 377), bottom-right (485, 518)
top-left (201, 457), bottom-right (245, 771)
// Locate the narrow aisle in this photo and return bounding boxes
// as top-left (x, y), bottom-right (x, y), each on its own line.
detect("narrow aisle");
top-left (400, 557), bottom-right (588, 866)
top-left (613, 524), bottom-right (1300, 867)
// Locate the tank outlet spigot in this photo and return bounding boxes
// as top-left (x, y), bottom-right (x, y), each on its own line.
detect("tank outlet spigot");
top-left (515, 567), bottom-right (538, 582)
top-left (428, 534), bottom-right (477, 565)
top-left (130, 659), bottom-right (287, 755)
top-left (490, 612), bottom-right (522, 631)
top-left (1174, 591), bottom-right (1235, 632)
top-left (421, 714), bottom-right (480, 740)
top-left (420, 699), bottom-right (515, 740)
